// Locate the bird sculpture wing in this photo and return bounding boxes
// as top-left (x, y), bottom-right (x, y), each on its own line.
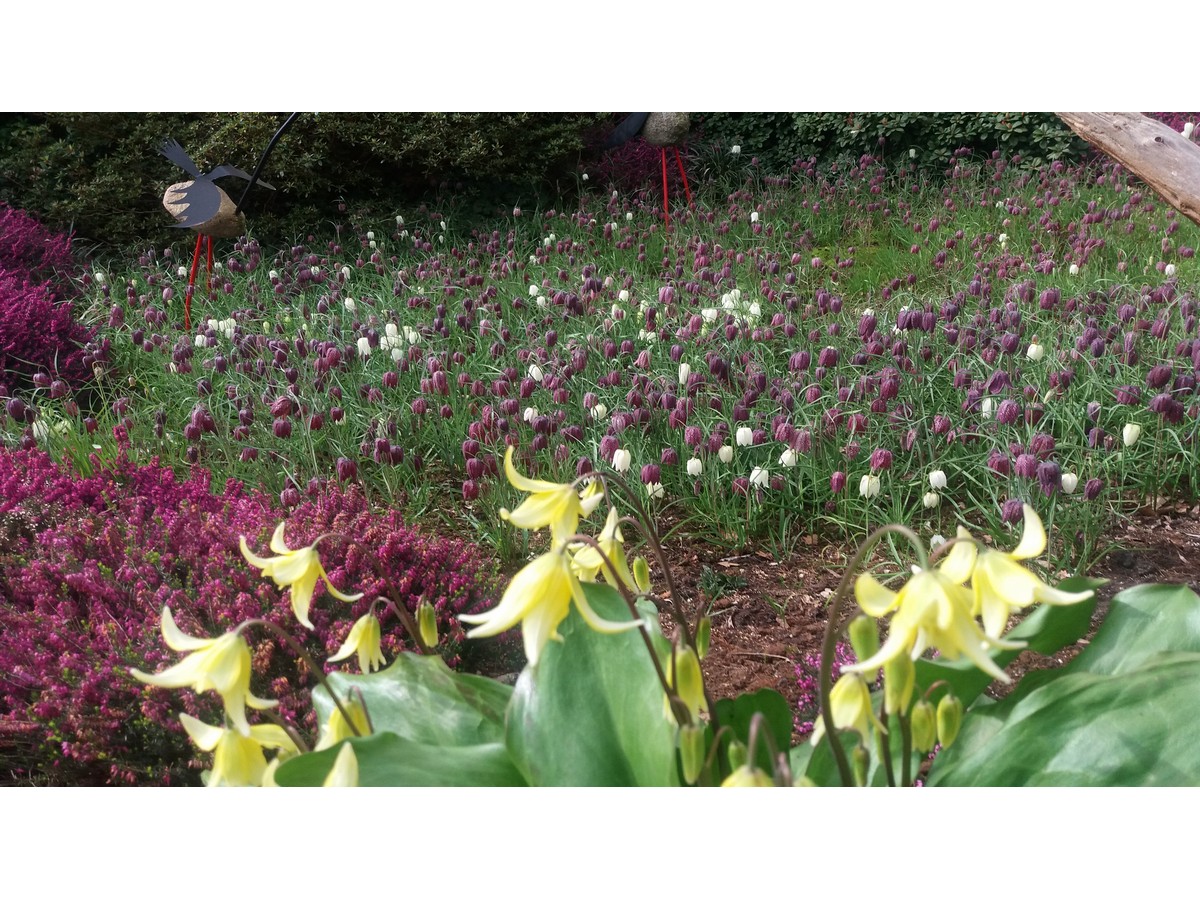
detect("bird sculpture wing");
top-left (603, 113), bottom-right (651, 149)
top-left (160, 138), bottom-right (205, 179)
top-left (164, 181), bottom-right (224, 229)
top-left (206, 164), bottom-right (274, 190)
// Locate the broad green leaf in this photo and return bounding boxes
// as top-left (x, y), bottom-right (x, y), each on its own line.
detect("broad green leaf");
top-left (505, 584), bottom-right (679, 786)
top-left (929, 653), bottom-right (1200, 786)
top-left (714, 689), bottom-right (793, 772)
top-left (313, 652), bottom-right (512, 747)
top-left (274, 733), bottom-right (526, 787)
top-left (914, 576), bottom-right (1101, 706)
top-left (1070, 583), bottom-right (1200, 675)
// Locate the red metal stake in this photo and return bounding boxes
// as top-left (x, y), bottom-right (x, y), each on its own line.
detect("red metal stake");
top-left (185, 232), bottom-right (204, 331)
top-left (673, 146), bottom-right (693, 208)
top-left (661, 147), bottom-right (671, 230)
top-left (205, 235), bottom-right (214, 294)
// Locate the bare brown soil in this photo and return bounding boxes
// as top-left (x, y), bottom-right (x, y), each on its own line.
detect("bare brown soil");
top-left (657, 504), bottom-right (1200, 740)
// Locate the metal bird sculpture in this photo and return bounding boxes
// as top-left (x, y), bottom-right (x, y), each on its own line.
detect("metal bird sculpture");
top-left (160, 112), bottom-right (298, 329)
top-left (604, 112), bottom-right (693, 229)
top-left (160, 138), bottom-right (273, 235)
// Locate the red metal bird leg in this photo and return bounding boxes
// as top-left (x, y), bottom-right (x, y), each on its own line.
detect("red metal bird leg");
top-left (673, 147), bottom-right (693, 208)
top-left (185, 232), bottom-right (204, 331)
top-left (661, 147), bottom-right (671, 230)
top-left (205, 234), bottom-right (214, 294)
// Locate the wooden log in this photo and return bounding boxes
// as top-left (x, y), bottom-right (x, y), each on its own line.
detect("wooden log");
top-left (1056, 112), bottom-right (1200, 228)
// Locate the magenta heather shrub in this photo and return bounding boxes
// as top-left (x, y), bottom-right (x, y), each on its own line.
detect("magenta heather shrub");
top-left (0, 447), bottom-right (499, 785)
top-left (1144, 112), bottom-right (1200, 133)
top-left (0, 268), bottom-right (94, 393)
top-left (0, 204), bottom-right (94, 394)
top-left (0, 204), bottom-right (77, 281)
top-left (793, 641), bottom-right (856, 737)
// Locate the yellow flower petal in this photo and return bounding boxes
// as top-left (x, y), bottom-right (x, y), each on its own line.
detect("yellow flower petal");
top-left (854, 573), bottom-right (898, 617)
top-left (323, 742), bottom-right (359, 787)
top-left (1011, 504), bottom-right (1047, 560)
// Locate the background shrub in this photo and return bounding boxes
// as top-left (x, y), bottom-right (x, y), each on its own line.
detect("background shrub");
top-left (0, 445), bottom-right (500, 785)
top-left (693, 112), bottom-right (1094, 173)
top-left (0, 113), bottom-right (605, 254)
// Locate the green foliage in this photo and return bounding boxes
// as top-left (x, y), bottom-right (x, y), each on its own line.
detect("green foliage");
top-left (695, 112), bottom-right (1091, 172)
top-left (929, 583), bottom-right (1200, 785)
top-left (0, 113), bottom-right (603, 253)
top-left (506, 586), bottom-right (680, 786)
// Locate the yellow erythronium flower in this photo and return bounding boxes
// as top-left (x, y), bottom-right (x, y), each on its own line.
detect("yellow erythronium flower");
top-left (328, 613), bottom-right (386, 674)
top-left (323, 742), bottom-right (359, 787)
top-left (240, 522), bottom-right (363, 629)
top-left (844, 538), bottom-right (1022, 683)
top-left (460, 545), bottom-right (642, 666)
top-left (180, 713), bottom-right (298, 787)
top-left (571, 506), bottom-right (637, 591)
top-left (500, 446), bottom-right (603, 544)
top-left (315, 695), bottom-right (373, 751)
top-left (810, 672), bottom-right (884, 745)
top-left (131, 607), bottom-right (276, 736)
top-left (970, 504), bottom-right (1095, 639)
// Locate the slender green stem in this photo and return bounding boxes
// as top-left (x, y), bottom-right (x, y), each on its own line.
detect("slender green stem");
top-left (876, 721), bottom-right (896, 788)
top-left (242, 618), bottom-right (363, 738)
top-left (899, 711), bottom-right (913, 787)
top-left (818, 522), bottom-right (926, 786)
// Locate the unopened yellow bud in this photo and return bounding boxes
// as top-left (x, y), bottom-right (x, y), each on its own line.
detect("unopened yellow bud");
top-left (679, 723), bottom-right (706, 784)
top-left (911, 699), bottom-right (937, 753)
top-left (937, 694), bottom-right (964, 749)
top-left (417, 600), bottom-right (439, 648)
top-left (848, 615), bottom-right (880, 664)
top-left (727, 740), bottom-right (747, 772)
top-left (721, 764), bottom-right (774, 787)
top-left (883, 653), bottom-right (915, 716)
top-left (664, 644), bottom-right (708, 723)
top-left (695, 617), bottom-right (711, 660)
top-left (633, 556), bottom-right (651, 593)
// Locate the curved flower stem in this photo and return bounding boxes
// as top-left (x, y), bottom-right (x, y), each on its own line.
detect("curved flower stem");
top-left (747, 712), bottom-right (792, 785)
top-left (242, 618), bottom-right (363, 738)
top-left (899, 711), bottom-right (913, 787)
top-left (876, 722), bottom-right (896, 787)
top-left (321, 534), bottom-right (434, 655)
top-left (818, 523), bottom-right (926, 787)
top-left (569, 474), bottom-right (725, 745)
top-left (262, 708), bottom-right (311, 755)
top-left (566, 531), bottom-right (683, 724)
top-left (580, 472), bottom-right (693, 642)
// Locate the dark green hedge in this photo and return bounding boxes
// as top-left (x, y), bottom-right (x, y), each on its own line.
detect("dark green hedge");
top-left (0, 113), bottom-right (605, 255)
top-left (694, 112), bottom-right (1092, 173)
